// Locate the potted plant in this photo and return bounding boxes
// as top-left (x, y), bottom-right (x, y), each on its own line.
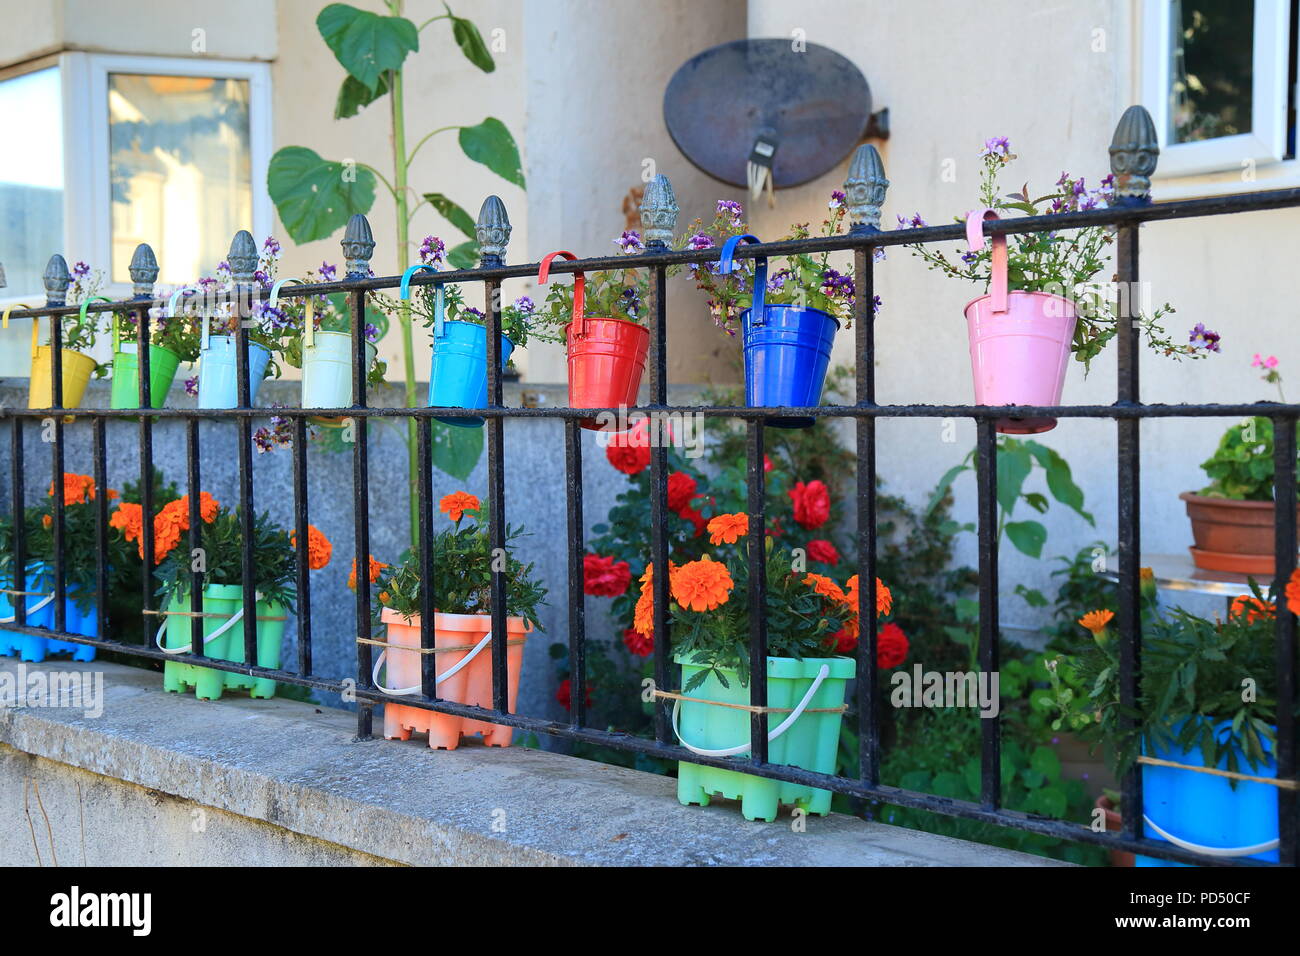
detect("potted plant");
top-left (629, 514), bottom-right (899, 821)
top-left (899, 138), bottom-right (1197, 434)
top-left (0, 473), bottom-right (113, 662)
top-left (1047, 587), bottom-right (1285, 865)
top-left (536, 232), bottom-right (654, 428)
top-left (21, 261), bottom-right (109, 409)
top-left (121, 490), bottom-right (329, 700)
top-left (365, 491), bottom-right (547, 749)
top-left (1180, 355), bottom-right (1300, 574)
top-left (683, 199), bottom-right (859, 427)
top-left (109, 288), bottom-right (202, 410)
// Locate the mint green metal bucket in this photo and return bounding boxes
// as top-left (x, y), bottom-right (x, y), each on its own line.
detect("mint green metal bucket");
top-left (673, 654), bottom-right (853, 821)
top-left (159, 583), bottom-right (286, 700)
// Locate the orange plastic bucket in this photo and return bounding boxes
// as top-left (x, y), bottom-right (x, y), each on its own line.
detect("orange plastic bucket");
top-left (29, 346), bottom-right (98, 409)
top-left (378, 608), bottom-right (529, 749)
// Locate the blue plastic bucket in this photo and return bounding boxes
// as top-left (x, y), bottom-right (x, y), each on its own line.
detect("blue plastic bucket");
top-left (718, 234), bottom-right (840, 428)
top-left (0, 565), bottom-right (97, 662)
top-left (198, 335), bottom-right (272, 409)
top-left (428, 321), bottom-right (515, 428)
top-left (1137, 721), bottom-right (1278, 866)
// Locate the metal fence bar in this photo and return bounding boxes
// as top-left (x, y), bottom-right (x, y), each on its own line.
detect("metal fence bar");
top-left (975, 418), bottom-right (1001, 808)
top-left (746, 419), bottom-right (768, 764)
top-left (1273, 412), bottom-right (1298, 866)
top-left (417, 416), bottom-right (437, 699)
top-left (187, 418), bottom-right (204, 659)
top-left (293, 415), bottom-right (312, 676)
top-left (565, 419), bottom-right (586, 727)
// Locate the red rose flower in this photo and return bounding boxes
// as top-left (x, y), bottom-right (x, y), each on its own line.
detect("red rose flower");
top-left (789, 479), bottom-right (831, 530)
top-left (605, 420), bottom-right (651, 475)
top-left (556, 678), bottom-right (594, 711)
top-left (667, 471), bottom-right (698, 515)
top-left (807, 539), bottom-right (840, 565)
top-left (877, 622), bottom-right (909, 669)
top-left (622, 626), bottom-right (653, 657)
top-left (583, 553), bottom-right (631, 597)
top-left (763, 454), bottom-right (773, 473)
top-left (678, 504), bottom-right (708, 537)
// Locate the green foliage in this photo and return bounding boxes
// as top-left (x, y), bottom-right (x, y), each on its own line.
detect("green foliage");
top-left (155, 506), bottom-right (300, 612)
top-left (317, 3), bottom-right (419, 94)
top-left (1198, 416), bottom-right (1300, 502)
top-left (266, 147), bottom-right (378, 243)
top-left (422, 192), bottom-right (477, 240)
top-left (458, 118), bottom-right (525, 188)
top-left (446, 3), bottom-right (494, 72)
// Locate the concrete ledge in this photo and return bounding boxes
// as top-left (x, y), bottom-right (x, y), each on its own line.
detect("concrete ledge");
top-left (0, 658), bottom-right (1070, 866)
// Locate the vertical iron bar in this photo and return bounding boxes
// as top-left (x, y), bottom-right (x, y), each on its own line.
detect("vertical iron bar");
top-left (187, 419), bottom-right (204, 659)
top-left (976, 418), bottom-right (1001, 808)
top-left (351, 288), bottom-right (373, 738)
top-left (50, 312), bottom-right (66, 633)
top-left (417, 416), bottom-right (436, 698)
top-left (565, 419), bottom-right (586, 727)
top-left (648, 263), bottom-right (671, 743)
top-left (235, 287), bottom-right (257, 666)
top-left (92, 418), bottom-right (109, 641)
top-left (484, 278), bottom-right (508, 713)
top-left (292, 415), bottom-right (312, 677)
top-left (1272, 413), bottom-right (1297, 865)
top-left (854, 244), bottom-right (879, 788)
top-left (137, 299), bottom-right (157, 639)
top-left (10, 418), bottom-right (26, 630)
top-left (746, 420), bottom-right (768, 764)
top-left (1115, 222), bottom-right (1143, 841)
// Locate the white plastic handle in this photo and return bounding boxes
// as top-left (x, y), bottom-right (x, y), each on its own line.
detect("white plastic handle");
top-left (670, 663), bottom-right (830, 757)
top-left (0, 592), bottom-right (55, 624)
top-left (1142, 814), bottom-right (1280, 858)
top-left (154, 604), bottom-right (245, 654)
top-left (371, 630), bottom-right (493, 696)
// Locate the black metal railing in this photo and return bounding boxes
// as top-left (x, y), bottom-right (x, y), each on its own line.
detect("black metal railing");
top-left (1, 104), bottom-right (1296, 867)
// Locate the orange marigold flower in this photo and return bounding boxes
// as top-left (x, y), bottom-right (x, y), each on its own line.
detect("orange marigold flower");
top-left (632, 562), bottom-right (678, 636)
top-left (1288, 568), bottom-right (1300, 616)
top-left (1230, 595), bottom-right (1274, 625)
top-left (671, 556), bottom-right (734, 612)
top-left (1079, 609), bottom-right (1115, 636)
top-left (348, 555), bottom-right (389, 590)
top-left (706, 512), bottom-right (749, 545)
top-left (439, 491), bottom-right (481, 522)
top-left (42, 514), bottom-right (52, 528)
top-left (48, 472), bottom-right (97, 506)
top-left (804, 573), bottom-right (847, 605)
top-left (291, 524), bottom-right (333, 570)
top-left (110, 502), bottom-right (145, 544)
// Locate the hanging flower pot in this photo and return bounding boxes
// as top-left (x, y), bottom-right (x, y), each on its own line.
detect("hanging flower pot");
top-left (0, 564), bottom-right (98, 663)
top-left (13, 297), bottom-right (102, 409)
top-left (300, 330), bottom-right (376, 425)
top-left (110, 344), bottom-right (182, 409)
top-left (963, 208), bottom-right (1077, 434)
top-left (400, 265), bottom-right (514, 428)
top-left (673, 654), bottom-right (854, 822)
top-left (718, 234), bottom-right (838, 428)
top-left (1137, 721), bottom-right (1279, 866)
top-left (197, 314), bottom-right (273, 410)
top-left (539, 251), bottom-right (649, 430)
top-left (374, 609), bottom-right (531, 749)
top-left (157, 583), bottom-right (287, 701)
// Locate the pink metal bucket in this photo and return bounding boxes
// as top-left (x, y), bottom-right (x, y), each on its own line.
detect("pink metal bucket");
top-left (963, 208), bottom-right (1077, 434)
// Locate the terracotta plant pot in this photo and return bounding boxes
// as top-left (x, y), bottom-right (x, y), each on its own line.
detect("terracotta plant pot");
top-left (1179, 491), bottom-right (1300, 575)
top-left (1095, 794), bottom-right (1134, 867)
top-left (378, 608), bottom-right (529, 750)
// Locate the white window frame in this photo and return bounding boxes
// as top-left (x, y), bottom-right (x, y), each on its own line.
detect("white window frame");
top-left (1140, 0), bottom-right (1292, 181)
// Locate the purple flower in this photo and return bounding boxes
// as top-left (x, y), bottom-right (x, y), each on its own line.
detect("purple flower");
top-left (1189, 322), bottom-right (1222, 353)
top-left (319, 262), bottom-right (337, 281)
top-left (828, 190), bottom-right (846, 211)
top-left (688, 232), bottom-right (715, 252)
top-left (766, 269), bottom-right (791, 293)
top-left (364, 323), bottom-right (380, 342)
top-left (619, 287), bottom-right (642, 317)
top-left (716, 199), bottom-right (744, 225)
top-left (184, 376), bottom-right (199, 397)
top-left (512, 296), bottom-right (535, 314)
top-left (896, 213), bottom-right (927, 229)
top-left (263, 236), bottom-right (281, 259)
top-left (462, 306), bottom-right (485, 320)
top-left (615, 230), bottom-right (644, 253)
top-left (980, 137), bottom-right (1011, 158)
top-left (253, 269), bottom-right (270, 286)
top-left (872, 295), bottom-right (882, 314)
top-left (72, 261), bottom-right (91, 278)
top-left (216, 261), bottom-right (231, 277)
top-left (419, 236), bottom-right (445, 266)
top-left (820, 269), bottom-right (854, 299)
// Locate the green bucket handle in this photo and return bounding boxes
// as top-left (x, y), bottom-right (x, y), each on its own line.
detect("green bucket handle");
top-left (78, 295), bottom-right (113, 352)
top-left (670, 662), bottom-right (831, 757)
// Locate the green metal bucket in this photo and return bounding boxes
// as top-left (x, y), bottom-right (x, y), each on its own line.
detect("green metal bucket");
top-left (111, 344), bottom-right (182, 410)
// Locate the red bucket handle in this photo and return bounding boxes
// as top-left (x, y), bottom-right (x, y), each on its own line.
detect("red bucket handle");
top-left (538, 250), bottom-right (586, 337)
top-left (966, 207), bottom-right (1008, 314)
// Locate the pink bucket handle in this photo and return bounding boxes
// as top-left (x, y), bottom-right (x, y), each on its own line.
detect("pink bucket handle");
top-left (538, 250), bottom-right (586, 338)
top-left (966, 207), bottom-right (1008, 314)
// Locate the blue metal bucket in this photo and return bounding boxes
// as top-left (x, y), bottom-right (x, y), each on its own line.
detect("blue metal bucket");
top-left (198, 335), bottom-right (272, 409)
top-left (1137, 721), bottom-right (1278, 866)
top-left (719, 234), bottom-right (840, 428)
top-left (428, 321), bottom-right (515, 428)
top-left (0, 565), bottom-right (97, 662)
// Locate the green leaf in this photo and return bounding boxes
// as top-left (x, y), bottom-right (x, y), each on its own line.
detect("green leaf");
top-left (459, 117), bottom-right (525, 188)
top-left (423, 193), bottom-right (478, 239)
top-left (447, 241), bottom-right (479, 270)
top-left (317, 3), bottom-right (418, 92)
top-left (926, 463), bottom-right (969, 516)
top-left (1005, 520), bottom-right (1047, 558)
top-left (996, 443), bottom-right (1033, 514)
top-left (267, 147), bottom-right (376, 243)
top-left (1027, 441), bottom-right (1094, 525)
top-left (335, 72), bottom-right (390, 119)
top-left (1029, 745), bottom-right (1061, 781)
top-left (448, 7), bottom-right (495, 72)
top-left (430, 420), bottom-right (483, 479)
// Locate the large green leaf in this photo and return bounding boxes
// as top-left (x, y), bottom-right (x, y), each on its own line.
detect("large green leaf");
top-left (996, 442), bottom-right (1033, 515)
top-left (447, 6), bottom-right (494, 72)
top-left (447, 241), bottom-right (478, 270)
top-left (430, 420), bottom-right (483, 479)
top-left (1025, 441), bottom-right (1094, 525)
top-left (317, 3), bottom-right (418, 92)
top-left (459, 118), bottom-right (525, 188)
top-left (335, 72), bottom-right (390, 119)
top-left (423, 192), bottom-right (477, 239)
top-left (267, 147), bottom-right (376, 243)
top-left (1005, 520), bottom-right (1047, 558)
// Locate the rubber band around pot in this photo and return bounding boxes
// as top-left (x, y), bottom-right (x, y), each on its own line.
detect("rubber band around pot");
top-left (653, 688), bottom-right (845, 714)
top-left (669, 663), bottom-right (833, 757)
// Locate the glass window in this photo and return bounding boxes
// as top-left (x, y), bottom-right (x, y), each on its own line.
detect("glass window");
top-left (108, 74), bottom-right (251, 284)
top-left (0, 66), bottom-right (64, 298)
top-left (1168, 0), bottom-right (1255, 144)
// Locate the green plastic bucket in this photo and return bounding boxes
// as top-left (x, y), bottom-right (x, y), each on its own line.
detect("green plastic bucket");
top-left (160, 583), bottom-right (286, 700)
top-left (111, 344), bottom-right (182, 409)
top-left (673, 653), bottom-right (853, 821)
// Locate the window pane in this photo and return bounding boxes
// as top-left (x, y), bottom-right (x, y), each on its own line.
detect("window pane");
top-left (108, 74), bottom-right (251, 283)
top-left (1169, 0), bottom-right (1254, 144)
top-left (0, 67), bottom-right (64, 298)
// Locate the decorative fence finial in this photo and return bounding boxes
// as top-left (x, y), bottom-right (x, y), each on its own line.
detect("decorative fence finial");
top-left (44, 254), bottom-right (71, 306)
top-left (342, 214), bottom-right (375, 278)
top-left (476, 196), bottom-right (511, 268)
top-left (640, 174), bottom-right (679, 251)
top-left (844, 144), bottom-right (888, 232)
top-left (1109, 105), bottom-right (1158, 206)
top-left (227, 230), bottom-right (258, 284)
top-left (129, 243), bottom-right (159, 299)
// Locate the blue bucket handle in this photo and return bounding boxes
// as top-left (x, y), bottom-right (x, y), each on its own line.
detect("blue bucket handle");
top-left (400, 264), bottom-right (447, 339)
top-left (717, 233), bottom-right (767, 327)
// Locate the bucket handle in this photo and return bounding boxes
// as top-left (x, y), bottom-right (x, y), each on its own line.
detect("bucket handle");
top-left (73, 296), bottom-right (113, 359)
top-left (0, 592), bottom-right (56, 624)
top-left (152, 592), bottom-right (266, 654)
top-left (717, 233), bottom-right (768, 328)
top-left (670, 663), bottom-right (830, 757)
top-left (1142, 813), bottom-right (1279, 858)
top-left (371, 630), bottom-right (493, 696)
top-left (399, 264), bottom-right (448, 340)
top-left (965, 207), bottom-right (1009, 314)
top-left (538, 251), bottom-right (586, 338)
top-left (268, 278), bottom-right (317, 349)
